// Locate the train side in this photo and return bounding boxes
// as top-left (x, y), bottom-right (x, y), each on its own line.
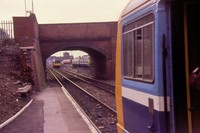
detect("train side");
top-left (115, 0), bottom-right (200, 133)
top-left (62, 59), bottom-right (72, 65)
top-left (72, 56), bottom-right (90, 67)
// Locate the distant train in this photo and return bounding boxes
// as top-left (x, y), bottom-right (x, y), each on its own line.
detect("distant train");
top-left (72, 55), bottom-right (90, 67)
top-left (115, 0), bottom-right (200, 133)
top-left (61, 59), bottom-right (72, 65)
top-left (53, 60), bottom-right (61, 68)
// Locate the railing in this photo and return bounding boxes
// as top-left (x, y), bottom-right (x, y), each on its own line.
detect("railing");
top-left (0, 20), bottom-right (14, 41)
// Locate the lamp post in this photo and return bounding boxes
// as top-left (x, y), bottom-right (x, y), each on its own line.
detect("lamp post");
top-left (24, 0), bottom-right (34, 16)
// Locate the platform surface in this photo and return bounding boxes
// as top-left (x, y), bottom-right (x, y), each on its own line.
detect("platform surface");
top-left (0, 87), bottom-right (93, 133)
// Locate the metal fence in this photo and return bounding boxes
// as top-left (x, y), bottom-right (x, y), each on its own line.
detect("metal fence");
top-left (0, 20), bottom-right (14, 41)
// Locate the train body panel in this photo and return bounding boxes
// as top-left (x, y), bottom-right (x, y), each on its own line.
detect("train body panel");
top-left (62, 59), bottom-right (71, 65)
top-left (116, 0), bottom-right (200, 133)
top-left (122, 96), bottom-right (167, 133)
top-left (72, 56), bottom-right (90, 67)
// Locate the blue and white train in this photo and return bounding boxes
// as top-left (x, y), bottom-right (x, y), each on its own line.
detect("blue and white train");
top-left (115, 0), bottom-right (200, 133)
top-left (72, 55), bottom-right (90, 67)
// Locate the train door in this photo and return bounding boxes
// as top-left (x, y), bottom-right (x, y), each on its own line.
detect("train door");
top-left (184, 1), bottom-right (200, 133)
top-left (171, 0), bottom-right (200, 133)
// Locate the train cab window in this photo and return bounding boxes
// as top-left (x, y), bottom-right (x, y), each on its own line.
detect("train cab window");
top-left (123, 14), bottom-right (154, 82)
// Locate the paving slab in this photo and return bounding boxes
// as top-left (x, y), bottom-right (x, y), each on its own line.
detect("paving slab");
top-left (0, 87), bottom-right (93, 133)
top-left (0, 100), bottom-right (44, 133)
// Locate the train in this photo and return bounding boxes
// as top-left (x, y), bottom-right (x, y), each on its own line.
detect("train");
top-left (115, 0), bottom-right (200, 133)
top-left (61, 59), bottom-right (72, 65)
top-left (72, 55), bottom-right (90, 67)
top-left (53, 60), bottom-right (61, 68)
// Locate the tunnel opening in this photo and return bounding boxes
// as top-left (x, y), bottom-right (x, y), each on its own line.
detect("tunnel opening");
top-left (45, 47), bottom-right (109, 80)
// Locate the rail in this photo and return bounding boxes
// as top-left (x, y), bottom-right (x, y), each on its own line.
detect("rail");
top-left (49, 68), bottom-right (117, 132)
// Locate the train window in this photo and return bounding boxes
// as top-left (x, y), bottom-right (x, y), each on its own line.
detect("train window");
top-left (123, 14), bottom-right (154, 32)
top-left (143, 24), bottom-right (154, 80)
top-left (134, 29), bottom-right (142, 78)
top-left (123, 14), bottom-right (154, 82)
top-left (123, 32), bottom-right (133, 77)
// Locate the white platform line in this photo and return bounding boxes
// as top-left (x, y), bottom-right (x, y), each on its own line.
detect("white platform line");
top-left (0, 99), bottom-right (33, 129)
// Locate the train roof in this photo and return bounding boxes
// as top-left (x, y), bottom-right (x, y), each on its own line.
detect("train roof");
top-left (121, 0), bottom-right (158, 18)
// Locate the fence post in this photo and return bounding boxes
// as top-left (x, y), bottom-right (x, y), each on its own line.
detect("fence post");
top-left (0, 20), bottom-right (14, 41)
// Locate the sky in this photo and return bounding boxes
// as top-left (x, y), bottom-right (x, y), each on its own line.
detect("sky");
top-left (0, 0), bottom-right (130, 23)
top-left (52, 50), bottom-right (88, 58)
top-left (0, 0), bottom-right (130, 57)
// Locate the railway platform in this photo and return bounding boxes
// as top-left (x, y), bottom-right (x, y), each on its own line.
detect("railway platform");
top-left (0, 86), bottom-right (94, 133)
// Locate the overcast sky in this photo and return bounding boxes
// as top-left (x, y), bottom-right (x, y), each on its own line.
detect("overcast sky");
top-left (0, 0), bottom-right (130, 23)
top-left (0, 0), bottom-right (130, 57)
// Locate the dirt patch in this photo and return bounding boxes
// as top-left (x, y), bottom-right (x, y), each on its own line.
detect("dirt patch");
top-left (0, 40), bottom-right (29, 124)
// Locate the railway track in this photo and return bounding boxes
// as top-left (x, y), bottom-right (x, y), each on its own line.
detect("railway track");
top-left (48, 68), bottom-right (117, 133)
top-left (58, 68), bottom-right (116, 111)
top-left (60, 68), bottom-right (115, 94)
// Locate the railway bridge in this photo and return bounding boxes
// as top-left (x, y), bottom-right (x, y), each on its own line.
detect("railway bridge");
top-left (13, 14), bottom-right (117, 90)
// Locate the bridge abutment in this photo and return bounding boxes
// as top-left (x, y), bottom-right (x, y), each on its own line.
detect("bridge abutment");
top-left (13, 14), bottom-right (46, 91)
